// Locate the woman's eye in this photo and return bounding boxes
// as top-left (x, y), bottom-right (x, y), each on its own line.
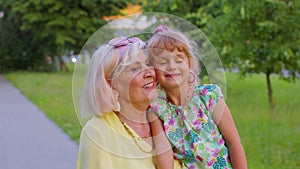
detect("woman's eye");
top-left (131, 66), bottom-right (141, 72)
top-left (146, 63), bottom-right (153, 67)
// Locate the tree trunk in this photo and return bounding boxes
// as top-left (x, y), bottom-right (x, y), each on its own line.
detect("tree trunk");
top-left (58, 56), bottom-right (69, 72)
top-left (266, 72), bottom-right (275, 111)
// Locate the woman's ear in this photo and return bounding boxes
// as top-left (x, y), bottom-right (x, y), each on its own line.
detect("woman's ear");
top-left (108, 79), bottom-right (117, 89)
top-left (107, 79), bottom-right (115, 89)
top-left (107, 79), bottom-right (112, 85)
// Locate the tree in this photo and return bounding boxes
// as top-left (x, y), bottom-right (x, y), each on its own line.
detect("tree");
top-left (1, 0), bottom-right (131, 71)
top-left (0, 3), bottom-right (46, 71)
top-left (142, 0), bottom-right (207, 18)
top-left (207, 0), bottom-right (300, 110)
top-left (141, 0), bottom-right (300, 110)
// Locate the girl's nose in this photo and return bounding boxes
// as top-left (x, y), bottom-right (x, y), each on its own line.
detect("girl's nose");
top-left (167, 60), bottom-right (176, 71)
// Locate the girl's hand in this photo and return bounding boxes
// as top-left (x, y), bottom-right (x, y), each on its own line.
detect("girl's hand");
top-left (147, 112), bottom-right (174, 169)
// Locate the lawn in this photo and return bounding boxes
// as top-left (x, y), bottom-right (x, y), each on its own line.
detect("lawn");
top-left (4, 71), bottom-right (300, 168)
top-left (225, 73), bottom-right (300, 168)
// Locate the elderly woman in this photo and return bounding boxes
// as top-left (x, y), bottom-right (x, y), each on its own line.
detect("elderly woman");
top-left (76, 36), bottom-right (181, 169)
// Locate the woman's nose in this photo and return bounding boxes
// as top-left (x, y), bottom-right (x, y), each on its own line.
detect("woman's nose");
top-left (143, 66), bottom-right (155, 78)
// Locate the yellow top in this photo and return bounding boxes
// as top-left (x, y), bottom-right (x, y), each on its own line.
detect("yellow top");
top-left (77, 112), bottom-right (182, 169)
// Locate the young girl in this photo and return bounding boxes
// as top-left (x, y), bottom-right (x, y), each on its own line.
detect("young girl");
top-left (147, 25), bottom-right (247, 169)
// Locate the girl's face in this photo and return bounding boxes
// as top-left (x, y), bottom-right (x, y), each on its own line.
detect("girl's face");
top-left (153, 48), bottom-right (190, 89)
top-left (113, 51), bottom-right (157, 108)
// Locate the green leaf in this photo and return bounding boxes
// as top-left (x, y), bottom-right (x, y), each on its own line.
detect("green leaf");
top-left (257, 21), bottom-right (280, 29)
top-left (171, 2), bottom-right (178, 10)
top-left (284, 47), bottom-right (294, 58)
top-left (240, 5), bottom-right (245, 19)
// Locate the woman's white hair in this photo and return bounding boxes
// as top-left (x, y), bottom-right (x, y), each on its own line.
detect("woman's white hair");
top-left (81, 39), bottom-right (146, 116)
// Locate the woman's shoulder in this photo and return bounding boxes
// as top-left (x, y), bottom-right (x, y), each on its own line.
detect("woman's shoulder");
top-left (81, 113), bottom-right (122, 145)
top-left (83, 113), bottom-right (116, 131)
top-left (84, 115), bottom-right (104, 126)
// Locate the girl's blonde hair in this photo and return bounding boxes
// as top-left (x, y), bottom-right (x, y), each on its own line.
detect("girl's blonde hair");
top-left (147, 26), bottom-right (200, 79)
top-left (81, 38), bottom-right (146, 116)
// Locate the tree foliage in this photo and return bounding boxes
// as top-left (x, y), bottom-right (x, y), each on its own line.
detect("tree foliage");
top-left (211, 0), bottom-right (300, 77)
top-left (141, 0), bottom-right (300, 110)
top-left (207, 0), bottom-right (300, 110)
top-left (0, 2), bottom-right (46, 71)
top-left (0, 0), bottom-right (130, 71)
top-left (142, 0), bottom-right (207, 18)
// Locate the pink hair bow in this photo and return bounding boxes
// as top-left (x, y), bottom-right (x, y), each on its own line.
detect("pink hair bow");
top-left (108, 36), bottom-right (142, 58)
top-left (154, 24), bottom-right (168, 34)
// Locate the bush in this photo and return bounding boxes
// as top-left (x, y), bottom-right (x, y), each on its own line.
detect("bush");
top-left (0, 13), bottom-right (47, 72)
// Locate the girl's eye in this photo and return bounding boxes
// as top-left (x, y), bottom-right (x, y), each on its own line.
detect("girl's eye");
top-left (175, 58), bottom-right (184, 63)
top-left (156, 59), bottom-right (167, 64)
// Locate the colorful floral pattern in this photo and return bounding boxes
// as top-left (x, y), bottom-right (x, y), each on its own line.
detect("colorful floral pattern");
top-left (150, 84), bottom-right (232, 169)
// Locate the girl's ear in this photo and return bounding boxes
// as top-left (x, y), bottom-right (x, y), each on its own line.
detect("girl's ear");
top-left (188, 59), bottom-right (192, 69)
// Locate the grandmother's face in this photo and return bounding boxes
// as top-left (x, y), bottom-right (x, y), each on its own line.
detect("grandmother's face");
top-left (113, 51), bottom-right (157, 108)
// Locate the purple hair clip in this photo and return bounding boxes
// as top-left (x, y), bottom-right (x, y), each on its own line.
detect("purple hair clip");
top-left (108, 36), bottom-right (141, 48)
top-left (154, 24), bottom-right (168, 34)
top-left (107, 36), bottom-right (142, 58)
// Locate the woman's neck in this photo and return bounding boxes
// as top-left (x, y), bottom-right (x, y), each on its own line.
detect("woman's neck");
top-left (118, 100), bottom-right (148, 123)
top-left (116, 101), bottom-right (151, 140)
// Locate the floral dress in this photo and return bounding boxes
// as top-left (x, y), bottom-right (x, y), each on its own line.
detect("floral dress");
top-left (150, 84), bottom-right (232, 169)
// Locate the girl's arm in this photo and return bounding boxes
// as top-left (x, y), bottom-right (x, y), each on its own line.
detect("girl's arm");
top-left (213, 98), bottom-right (248, 169)
top-left (148, 112), bottom-right (174, 169)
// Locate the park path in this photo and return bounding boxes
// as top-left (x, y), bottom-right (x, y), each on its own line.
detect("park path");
top-left (0, 75), bottom-right (78, 169)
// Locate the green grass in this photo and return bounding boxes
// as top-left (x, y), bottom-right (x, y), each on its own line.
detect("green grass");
top-left (4, 71), bottom-right (300, 168)
top-left (225, 73), bottom-right (300, 169)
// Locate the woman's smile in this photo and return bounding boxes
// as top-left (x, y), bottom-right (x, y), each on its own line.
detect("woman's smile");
top-left (143, 81), bottom-right (156, 89)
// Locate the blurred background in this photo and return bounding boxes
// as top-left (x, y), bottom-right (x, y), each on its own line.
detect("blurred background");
top-left (1, 0), bottom-right (299, 168)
